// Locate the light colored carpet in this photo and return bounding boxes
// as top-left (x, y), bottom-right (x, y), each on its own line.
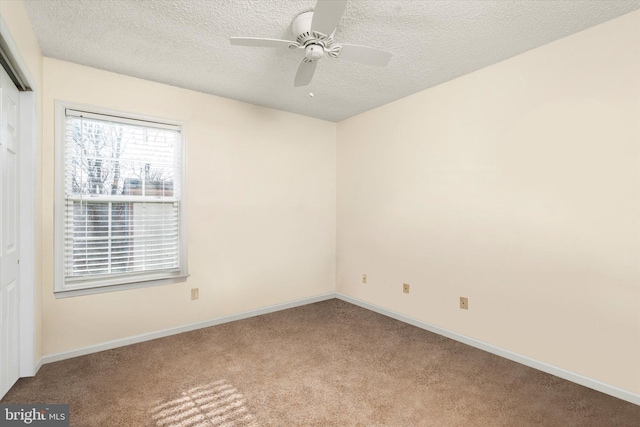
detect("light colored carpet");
top-left (3, 299), bottom-right (639, 426)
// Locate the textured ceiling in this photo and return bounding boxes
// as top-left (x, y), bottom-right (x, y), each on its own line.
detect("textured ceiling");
top-left (24, 0), bottom-right (640, 122)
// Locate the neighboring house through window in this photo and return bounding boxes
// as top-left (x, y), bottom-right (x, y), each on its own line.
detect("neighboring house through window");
top-left (54, 102), bottom-right (187, 297)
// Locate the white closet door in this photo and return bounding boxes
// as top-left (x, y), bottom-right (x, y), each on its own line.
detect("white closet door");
top-left (0, 65), bottom-right (20, 399)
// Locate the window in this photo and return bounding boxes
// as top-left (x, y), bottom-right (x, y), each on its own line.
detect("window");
top-left (55, 102), bottom-right (187, 297)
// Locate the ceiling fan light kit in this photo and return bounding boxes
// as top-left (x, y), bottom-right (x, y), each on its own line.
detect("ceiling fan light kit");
top-left (230, 0), bottom-right (392, 87)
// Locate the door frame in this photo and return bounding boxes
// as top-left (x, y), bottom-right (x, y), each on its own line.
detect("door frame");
top-left (0, 16), bottom-right (38, 377)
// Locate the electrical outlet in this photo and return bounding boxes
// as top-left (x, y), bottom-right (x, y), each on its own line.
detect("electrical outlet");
top-left (460, 297), bottom-right (468, 310)
top-left (362, 273), bottom-right (367, 284)
top-left (403, 283), bottom-right (410, 294)
top-left (191, 288), bottom-right (199, 300)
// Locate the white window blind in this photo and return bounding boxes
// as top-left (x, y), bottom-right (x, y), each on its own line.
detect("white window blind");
top-left (56, 105), bottom-right (187, 295)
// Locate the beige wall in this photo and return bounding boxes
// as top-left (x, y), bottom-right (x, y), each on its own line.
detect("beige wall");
top-left (0, 0), bottom-right (42, 84)
top-left (337, 11), bottom-right (640, 394)
top-left (0, 0), bottom-right (44, 365)
top-left (41, 58), bottom-right (336, 355)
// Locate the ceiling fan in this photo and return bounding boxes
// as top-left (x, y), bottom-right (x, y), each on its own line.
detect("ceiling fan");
top-left (230, 0), bottom-right (392, 87)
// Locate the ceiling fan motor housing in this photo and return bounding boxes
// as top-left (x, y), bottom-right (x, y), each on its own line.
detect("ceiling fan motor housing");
top-left (294, 11), bottom-right (332, 61)
top-left (292, 11), bottom-right (314, 44)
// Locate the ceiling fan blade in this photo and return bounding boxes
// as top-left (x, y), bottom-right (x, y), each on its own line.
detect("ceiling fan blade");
top-left (294, 60), bottom-right (318, 87)
top-left (230, 37), bottom-right (298, 49)
top-left (311, 0), bottom-right (348, 36)
top-left (338, 44), bottom-right (392, 66)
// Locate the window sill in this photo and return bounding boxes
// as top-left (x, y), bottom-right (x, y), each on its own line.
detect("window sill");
top-left (54, 274), bottom-right (189, 298)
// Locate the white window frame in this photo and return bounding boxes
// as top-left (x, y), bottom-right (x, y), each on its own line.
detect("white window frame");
top-left (54, 101), bottom-right (188, 298)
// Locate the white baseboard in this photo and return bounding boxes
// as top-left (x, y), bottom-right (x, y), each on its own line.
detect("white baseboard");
top-left (39, 290), bottom-right (639, 406)
top-left (40, 292), bottom-right (336, 365)
top-left (33, 358), bottom-right (43, 376)
top-left (17, 357), bottom-right (43, 379)
top-left (335, 293), bottom-right (640, 406)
